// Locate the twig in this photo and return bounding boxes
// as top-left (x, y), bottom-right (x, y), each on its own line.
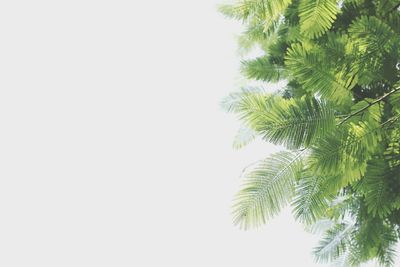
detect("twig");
top-left (337, 87), bottom-right (400, 126)
top-left (388, 2), bottom-right (400, 14)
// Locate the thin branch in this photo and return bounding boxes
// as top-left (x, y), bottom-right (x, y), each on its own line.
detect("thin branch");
top-left (313, 115), bottom-right (400, 170)
top-left (338, 87), bottom-right (400, 126)
top-left (388, 2), bottom-right (400, 14)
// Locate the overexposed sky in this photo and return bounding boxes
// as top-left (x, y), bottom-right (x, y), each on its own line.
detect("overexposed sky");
top-left (0, 1), bottom-right (381, 266)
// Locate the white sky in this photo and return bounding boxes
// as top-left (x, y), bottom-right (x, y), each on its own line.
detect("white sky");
top-left (0, 1), bottom-right (385, 266)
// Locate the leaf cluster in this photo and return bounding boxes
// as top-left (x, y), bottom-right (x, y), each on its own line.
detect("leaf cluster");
top-left (221, 0), bottom-right (400, 265)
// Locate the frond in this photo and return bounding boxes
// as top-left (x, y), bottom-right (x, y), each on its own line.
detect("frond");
top-left (360, 159), bottom-right (393, 218)
top-left (237, 92), bottom-right (336, 149)
top-left (292, 172), bottom-right (337, 224)
top-left (347, 16), bottom-right (399, 84)
top-left (237, 21), bottom-right (267, 53)
top-left (218, 0), bottom-right (292, 32)
top-left (299, 0), bottom-right (340, 38)
top-left (332, 247), bottom-right (362, 267)
top-left (262, 0), bottom-right (293, 31)
top-left (354, 217), bottom-right (399, 266)
top-left (285, 43), bottom-right (353, 104)
top-left (218, 0), bottom-right (264, 21)
top-left (232, 151), bottom-right (303, 229)
top-left (241, 56), bottom-right (285, 82)
top-left (307, 130), bottom-right (361, 182)
top-left (308, 121), bottom-right (382, 183)
top-left (377, 240), bottom-right (398, 267)
top-left (220, 87), bottom-right (266, 113)
top-left (384, 128), bottom-right (400, 169)
top-left (348, 16), bottom-right (397, 55)
top-left (313, 221), bottom-right (355, 263)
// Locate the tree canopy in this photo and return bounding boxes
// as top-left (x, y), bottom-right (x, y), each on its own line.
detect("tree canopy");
top-left (220, 0), bottom-right (400, 265)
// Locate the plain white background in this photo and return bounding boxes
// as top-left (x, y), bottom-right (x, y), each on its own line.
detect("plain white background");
top-left (0, 1), bottom-right (384, 266)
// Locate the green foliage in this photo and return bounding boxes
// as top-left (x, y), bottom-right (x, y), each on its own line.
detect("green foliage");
top-left (241, 56), bottom-right (285, 81)
top-left (285, 43), bottom-right (354, 104)
top-left (221, 0), bottom-right (400, 265)
top-left (298, 0), bottom-right (339, 38)
top-left (313, 221), bottom-right (355, 263)
top-left (232, 151), bottom-right (303, 229)
top-left (360, 159), bottom-right (393, 218)
top-left (348, 16), bottom-right (397, 55)
top-left (292, 172), bottom-right (337, 224)
top-left (230, 91), bottom-right (336, 149)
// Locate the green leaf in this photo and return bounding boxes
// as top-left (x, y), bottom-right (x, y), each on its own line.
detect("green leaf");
top-left (285, 43), bottom-right (354, 104)
top-left (232, 151), bottom-right (303, 228)
top-left (263, 0), bottom-right (293, 30)
top-left (292, 173), bottom-right (337, 224)
top-left (348, 16), bottom-right (397, 55)
top-left (299, 0), bottom-right (340, 38)
top-left (220, 87), bottom-right (265, 113)
top-left (308, 121), bottom-right (381, 183)
top-left (241, 56), bottom-right (285, 81)
top-left (237, 92), bottom-right (336, 149)
top-left (218, 0), bottom-right (264, 21)
top-left (313, 221), bottom-right (355, 263)
top-left (361, 159), bottom-right (393, 218)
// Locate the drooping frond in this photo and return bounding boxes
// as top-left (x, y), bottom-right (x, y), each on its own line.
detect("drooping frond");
top-left (313, 221), bottom-right (355, 263)
top-left (332, 242), bottom-right (363, 267)
top-left (299, 0), bottom-right (340, 38)
top-left (236, 92), bottom-right (336, 149)
top-left (359, 159), bottom-right (393, 218)
top-left (376, 237), bottom-right (398, 267)
top-left (241, 56), bottom-right (285, 82)
top-left (232, 151), bottom-right (303, 229)
top-left (352, 217), bottom-right (399, 265)
top-left (292, 172), bottom-right (338, 224)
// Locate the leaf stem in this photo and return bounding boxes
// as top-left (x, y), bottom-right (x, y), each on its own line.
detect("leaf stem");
top-left (337, 86), bottom-right (400, 126)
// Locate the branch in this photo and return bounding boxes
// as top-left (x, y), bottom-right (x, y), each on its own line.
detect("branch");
top-left (337, 87), bottom-right (400, 126)
top-left (388, 2), bottom-right (400, 14)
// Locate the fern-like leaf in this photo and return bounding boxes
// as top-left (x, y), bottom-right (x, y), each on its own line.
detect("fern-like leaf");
top-left (313, 221), bottom-right (355, 263)
top-left (232, 151), bottom-right (303, 229)
top-left (241, 56), bottom-right (285, 82)
top-left (361, 159), bottom-right (393, 218)
top-left (285, 43), bottom-right (354, 104)
top-left (292, 173), bottom-right (337, 224)
top-left (299, 0), bottom-right (340, 38)
top-left (237, 92), bottom-right (336, 149)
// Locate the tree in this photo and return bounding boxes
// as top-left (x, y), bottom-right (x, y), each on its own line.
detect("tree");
top-left (220, 0), bottom-right (400, 265)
